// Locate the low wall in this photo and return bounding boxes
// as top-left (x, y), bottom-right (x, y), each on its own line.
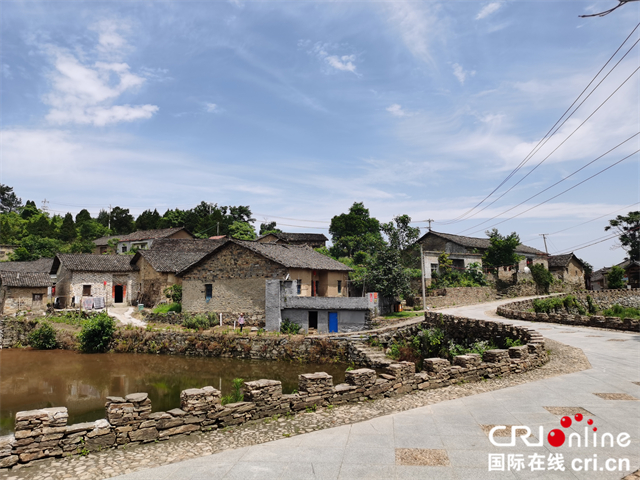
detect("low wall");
top-left (423, 287), bottom-right (496, 309)
top-left (496, 290), bottom-right (640, 332)
top-left (0, 318), bottom-right (39, 348)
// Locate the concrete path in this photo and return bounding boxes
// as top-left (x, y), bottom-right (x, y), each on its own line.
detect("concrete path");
top-left (108, 306), bottom-right (146, 327)
top-left (112, 299), bottom-right (640, 480)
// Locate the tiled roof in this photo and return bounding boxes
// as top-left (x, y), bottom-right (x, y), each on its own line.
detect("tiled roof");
top-left (136, 239), bottom-right (226, 273)
top-left (150, 238), bottom-right (225, 252)
top-left (0, 258), bottom-right (54, 273)
top-left (0, 271), bottom-right (52, 288)
top-left (52, 254), bottom-right (138, 273)
top-left (257, 232), bottom-right (328, 243)
top-left (419, 231), bottom-right (546, 256)
top-left (548, 253), bottom-right (585, 269)
top-left (93, 227), bottom-right (191, 246)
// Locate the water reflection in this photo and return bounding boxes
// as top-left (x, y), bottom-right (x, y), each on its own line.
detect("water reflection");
top-left (0, 349), bottom-right (348, 435)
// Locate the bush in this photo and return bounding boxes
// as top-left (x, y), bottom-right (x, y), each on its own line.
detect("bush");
top-left (153, 303), bottom-right (182, 314)
top-left (280, 318), bottom-right (302, 335)
top-left (78, 313), bottom-right (116, 353)
top-left (28, 322), bottom-right (58, 349)
top-left (532, 297), bottom-right (564, 313)
top-left (603, 304), bottom-right (640, 319)
top-left (607, 266), bottom-right (625, 289)
top-left (182, 314), bottom-right (213, 330)
top-left (163, 285), bottom-right (182, 303)
top-left (531, 264), bottom-right (554, 292)
top-left (221, 378), bottom-right (244, 405)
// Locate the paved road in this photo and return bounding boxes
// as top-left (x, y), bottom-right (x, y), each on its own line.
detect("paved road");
top-left (113, 299), bottom-right (640, 480)
top-left (109, 306), bottom-right (146, 327)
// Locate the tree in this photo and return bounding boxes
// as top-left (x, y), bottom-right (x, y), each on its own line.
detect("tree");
top-left (366, 247), bottom-right (412, 299)
top-left (9, 236), bottom-right (65, 261)
top-left (75, 209), bottom-right (92, 227)
top-left (0, 212), bottom-right (25, 244)
top-left (26, 215), bottom-right (53, 238)
top-left (605, 211), bottom-right (639, 261)
top-left (482, 229), bottom-right (524, 271)
top-left (381, 214), bottom-right (420, 268)
top-left (259, 221), bottom-right (282, 236)
top-left (531, 264), bottom-right (554, 293)
top-left (329, 202), bottom-right (383, 258)
top-left (109, 207), bottom-right (135, 235)
top-left (20, 200), bottom-right (39, 220)
top-left (135, 209), bottom-right (161, 231)
top-left (96, 209), bottom-right (110, 228)
top-left (59, 213), bottom-right (77, 242)
top-left (0, 184), bottom-right (22, 213)
top-left (607, 265), bottom-right (625, 289)
top-left (78, 219), bottom-right (109, 241)
top-left (228, 221), bottom-right (256, 240)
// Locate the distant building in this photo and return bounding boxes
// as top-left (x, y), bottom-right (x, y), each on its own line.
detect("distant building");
top-left (256, 232), bottom-right (328, 249)
top-left (548, 253), bottom-right (586, 288)
top-left (0, 271), bottom-right (52, 314)
top-left (93, 227), bottom-right (193, 254)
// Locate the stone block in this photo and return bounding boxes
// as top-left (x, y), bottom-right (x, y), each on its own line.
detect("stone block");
top-left (129, 427), bottom-right (158, 443)
top-left (158, 424), bottom-right (199, 438)
top-left (0, 455), bottom-right (18, 468)
top-left (243, 379), bottom-right (282, 405)
top-left (508, 345), bottom-right (529, 359)
top-left (180, 386), bottom-right (222, 414)
top-left (85, 432), bottom-right (116, 451)
top-left (167, 408), bottom-right (187, 417)
top-left (423, 358), bottom-right (450, 373)
top-left (484, 349), bottom-right (509, 363)
top-left (453, 353), bottom-right (481, 368)
top-left (344, 369), bottom-right (376, 387)
top-left (156, 417), bottom-right (184, 430)
top-left (384, 362), bottom-right (415, 381)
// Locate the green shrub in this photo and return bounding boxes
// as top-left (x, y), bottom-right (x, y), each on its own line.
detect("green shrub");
top-left (78, 312), bottom-right (116, 353)
top-left (153, 303), bottom-right (182, 314)
top-left (28, 322), bottom-right (58, 349)
top-left (603, 304), bottom-right (640, 319)
top-left (163, 284), bottom-right (182, 303)
top-left (586, 295), bottom-right (597, 314)
top-left (280, 318), bottom-right (301, 335)
top-left (504, 338), bottom-right (523, 348)
top-left (182, 314), bottom-right (213, 330)
top-left (221, 378), bottom-right (244, 405)
top-left (531, 264), bottom-right (554, 292)
top-left (532, 297), bottom-right (564, 313)
top-left (607, 266), bottom-right (625, 289)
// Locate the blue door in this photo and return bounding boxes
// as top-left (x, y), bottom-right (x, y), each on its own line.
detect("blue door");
top-left (328, 312), bottom-right (338, 333)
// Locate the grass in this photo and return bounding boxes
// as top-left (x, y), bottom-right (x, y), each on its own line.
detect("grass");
top-left (383, 311), bottom-right (423, 320)
top-left (603, 304), bottom-right (640, 320)
top-left (152, 303), bottom-right (182, 314)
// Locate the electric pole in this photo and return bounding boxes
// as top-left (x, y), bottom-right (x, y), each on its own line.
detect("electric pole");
top-left (539, 234), bottom-right (549, 255)
top-left (108, 204), bottom-right (112, 230)
top-left (41, 199), bottom-right (49, 212)
top-left (425, 219), bottom-right (434, 231)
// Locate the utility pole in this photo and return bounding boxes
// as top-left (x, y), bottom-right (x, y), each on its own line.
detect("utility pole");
top-left (108, 204), bottom-right (112, 230)
top-left (41, 199), bottom-right (49, 212)
top-left (425, 219), bottom-right (434, 231)
top-left (539, 234), bottom-right (549, 255)
top-left (420, 244), bottom-right (426, 311)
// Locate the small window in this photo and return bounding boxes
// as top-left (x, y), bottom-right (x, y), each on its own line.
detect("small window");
top-left (83, 285), bottom-right (91, 296)
top-left (430, 263), bottom-right (438, 274)
top-left (205, 284), bottom-right (212, 302)
top-left (296, 280), bottom-right (301, 295)
top-left (337, 280), bottom-right (342, 294)
top-left (32, 293), bottom-right (43, 302)
top-left (121, 245), bottom-right (127, 253)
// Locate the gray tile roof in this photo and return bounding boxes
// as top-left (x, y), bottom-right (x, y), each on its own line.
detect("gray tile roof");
top-left (52, 254), bottom-right (138, 273)
top-left (0, 258), bottom-right (54, 273)
top-left (150, 238), bottom-right (225, 253)
top-left (419, 231), bottom-right (546, 256)
top-left (257, 232), bottom-right (328, 243)
top-left (136, 239), bottom-right (226, 274)
top-left (0, 271), bottom-right (52, 288)
top-left (94, 227), bottom-right (191, 246)
top-left (548, 253), bottom-right (583, 268)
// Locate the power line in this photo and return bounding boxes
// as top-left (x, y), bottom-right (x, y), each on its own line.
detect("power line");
top-left (463, 148), bottom-right (640, 236)
top-left (456, 132), bottom-right (639, 234)
top-left (438, 21), bottom-right (640, 226)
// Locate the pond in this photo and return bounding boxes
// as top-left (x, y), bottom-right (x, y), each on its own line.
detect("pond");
top-left (0, 349), bottom-right (350, 436)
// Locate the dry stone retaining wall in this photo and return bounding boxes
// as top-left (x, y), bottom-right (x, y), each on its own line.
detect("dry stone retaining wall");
top-left (497, 289), bottom-right (640, 332)
top-left (422, 286), bottom-right (497, 309)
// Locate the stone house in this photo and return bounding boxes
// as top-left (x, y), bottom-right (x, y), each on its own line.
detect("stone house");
top-left (131, 238), bottom-right (225, 307)
top-left (179, 240), bottom-right (351, 325)
top-left (590, 259), bottom-right (639, 290)
top-left (548, 253), bottom-right (586, 288)
top-left (50, 254), bottom-right (139, 309)
top-left (0, 271), bottom-right (52, 314)
top-left (417, 230), bottom-right (547, 285)
top-left (0, 258), bottom-right (54, 274)
top-left (256, 232), bottom-right (328, 249)
top-left (93, 227), bottom-right (193, 255)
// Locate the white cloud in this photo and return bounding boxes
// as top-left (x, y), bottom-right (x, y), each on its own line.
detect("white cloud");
top-left (452, 63), bottom-right (475, 85)
top-left (325, 55), bottom-right (357, 73)
top-left (386, 104), bottom-right (408, 117)
top-left (90, 19), bottom-right (130, 59)
top-left (302, 41), bottom-right (359, 75)
top-left (205, 103), bottom-right (219, 113)
top-left (476, 2), bottom-right (502, 20)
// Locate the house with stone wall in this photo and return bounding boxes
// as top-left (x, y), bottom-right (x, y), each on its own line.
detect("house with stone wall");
top-left (179, 240), bottom-right (351, 326)
top-left (93, 227), bottom-right (193, 255)
top-left (50, 254), bottom-right (139, 309)
top-left (131, 238), bottom-right (225, 307)
top-left (0, 271), bottom-right (52, 314)
top-left (548, 253), bottom-right (586, 288)
top-left (417, 230), bottom-right (547, 286)
top-left (256, 232), bottom-right (328, 248)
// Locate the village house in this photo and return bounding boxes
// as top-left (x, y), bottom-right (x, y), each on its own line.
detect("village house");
top-left (0, 271), bottom-right (52, 315)
top-left (93, 227), bottom-right (193, 254)
top-left (547, 253), bottom-right (586, 288)
top-left (131, 238), bottom-right (225, 307)
top-left (256, 232), bottom-right (328, 249)
top-left (50, 254), bottom-right (139, 309)
top-left (417, 230), bottom-right (547, 285)
top-left (590, 259), bottom-right (639, 290)
top-left (0, 258), bottom-right (54, 274)
top-left (178, 240), bottom-right (351, 327)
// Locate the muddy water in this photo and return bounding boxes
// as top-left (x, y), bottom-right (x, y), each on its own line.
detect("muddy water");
top-left (0, 349), bottom-right (349, 435)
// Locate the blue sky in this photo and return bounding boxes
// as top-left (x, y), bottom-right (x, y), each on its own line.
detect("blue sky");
top-left (1, 0), bottom-right (638, 269)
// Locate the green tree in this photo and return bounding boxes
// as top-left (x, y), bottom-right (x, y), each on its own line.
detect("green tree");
top-left (259, 221), bottom-right (282, 236)
top-left (482, 229), bottom-right (524, 271)
top-left (607, 265), bottom-right (625, 289)
top-left (26, 215), bottom-right (53, 238)
top-left (229, 221), bottom-right (256, 240)
top-left (0, 212), bottom-right (25, 244)
top-left (366, 247), bottom-right (411, 299)
top-left (78, 313), bottom-right (116, 353)
top-left (0, 184), bottom-right (22, 213)
top-left (78, 219), bottom-right (109, 241)
top-left (381, 214), bottom-right (420, 268)
top-left (9, 236), bottom-right (65, 260)
top-left (329, 202), bottom-right (383, 258)
top-left (59, 213), bottom-right (77, 242)
top-left (135, 209), bottom-right (161, 231)
top-left (75, 209), bottom-right (92, 227)
top-left (531, 264), bottom-right (554, 293)
top-left (109, 207), bottom-right (135, 235)
top-left (20, 200), bottom-right (39, 220)
top-left (605, 211), bottom-right (639, 261)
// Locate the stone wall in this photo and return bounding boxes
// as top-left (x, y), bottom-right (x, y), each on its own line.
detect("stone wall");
top-left (0, 317), bottom-right (39, 348)
top-left (0, 287), bottom-right (49, 315)
top-left (54, 267), bottom-right (139, 309)
top-left (423, 286), bottom-right (497, 309)
top-left (136, 256), bottom-right (178, 307)
top-left (496, 289), bottom-right (640, 332)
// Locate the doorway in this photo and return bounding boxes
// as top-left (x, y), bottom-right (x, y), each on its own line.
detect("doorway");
top-left (114, 285), bottom-right (124, 303)
top-left (328, 312), bottom-right (338, 333)
top-left (308, 311), bottom-right (318, 330)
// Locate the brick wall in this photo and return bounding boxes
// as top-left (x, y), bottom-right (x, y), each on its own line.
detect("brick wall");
top-left (54, 266), bottom-right (139, 308)
top-left (0, 287), bottom-right (49, 315)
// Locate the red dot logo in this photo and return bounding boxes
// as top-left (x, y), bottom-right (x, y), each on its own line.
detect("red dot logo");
top-left (587, 419), bottom-right (593, 425)
top-left (548, 429), bottom-right (566, 447)
top-left (560, 416), bottom-right (572, 428)
top-left (574, 413), bottom-right (583, 422)
top-left (593, 427), bottom-right (597, 432)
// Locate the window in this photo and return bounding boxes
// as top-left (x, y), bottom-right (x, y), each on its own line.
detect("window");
top-left (121, 245), bottom-right (127, 253)
top-left (32, 294), bottom-right (43, 302)
top-left (82, 285), bottom-right (91, 296)
top-left (205, 284), bottom-right (212, 302)
top-left (296, 280), bottom-right (301, 295)
top-left (430, 263), bottom-right (438, 274)
top-left (337, 280), bottom-right (342, 294)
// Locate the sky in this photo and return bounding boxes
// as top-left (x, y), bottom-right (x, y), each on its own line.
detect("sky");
top-left (1, 0), bottom-right (638, 269)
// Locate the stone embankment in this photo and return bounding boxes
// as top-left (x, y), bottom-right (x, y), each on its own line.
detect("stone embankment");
top-left (497, 289), bottom-right (640, 332)
top-left (1, 313), bottom-right (548, 470)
